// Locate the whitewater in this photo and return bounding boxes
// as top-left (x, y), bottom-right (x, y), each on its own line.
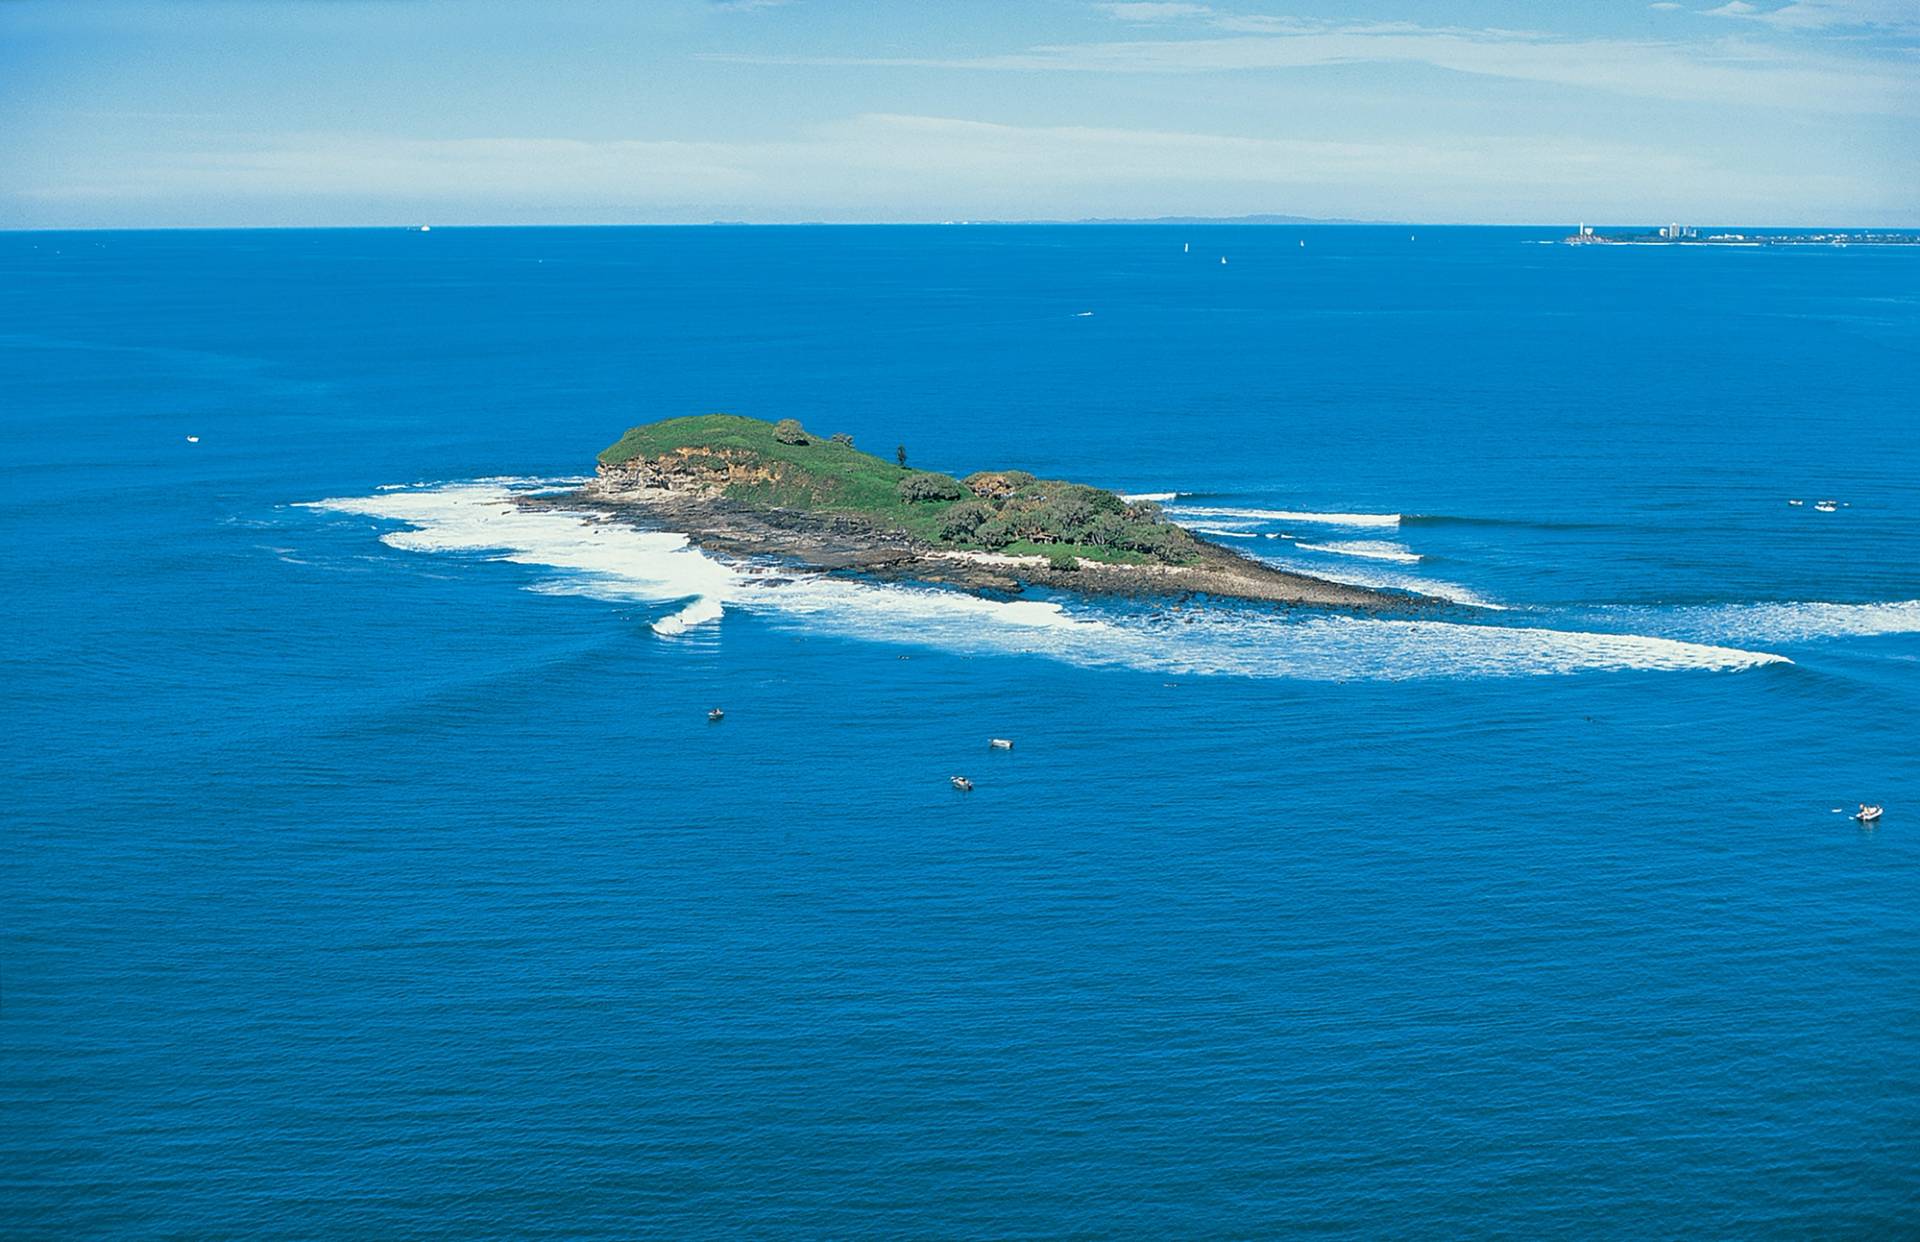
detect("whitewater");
top-left (300, 481), bottom-right (1810, 681)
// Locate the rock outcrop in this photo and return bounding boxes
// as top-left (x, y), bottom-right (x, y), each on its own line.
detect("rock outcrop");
top-left (595, 447), bottom-right (790, 497)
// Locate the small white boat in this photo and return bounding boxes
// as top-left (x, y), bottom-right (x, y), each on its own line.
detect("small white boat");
top-left (1787, 499), bottom-right (1803, 506)
top-left (707, 708), bottom-right (724, 722)
top-left (1219, 256), bottom-right (1227, 265)
top-left (950, 775), bottom-right (973, 792)
top-left (1814, 500), bottom-right (1838, 512)
top-left (989, 738), bottom-right (1013, 750)
top-left (418, 224), bottom-right (432, 232)
top-left (1855, 805), bottom-right (1884, 823)
top-left (185, 435), bottom-right (199, 443)
top-left (1183, 242), bottom-right (1189, 253)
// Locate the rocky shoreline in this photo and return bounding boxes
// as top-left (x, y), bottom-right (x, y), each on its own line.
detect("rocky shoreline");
top-left (524, 479), bottom-right (1421, 611)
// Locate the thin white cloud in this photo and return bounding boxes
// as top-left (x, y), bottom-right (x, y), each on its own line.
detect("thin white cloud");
top-left (700, 23), bottom-right (1915, 116)
top-left (1703, 0), bottom-right (1920, 28)
top-left (18, 112), bottom-right (1876, 226)
top-left (21, 119), bottom-right (1410, 202)
top-left (1094, 2), bottom-right (1212, 20)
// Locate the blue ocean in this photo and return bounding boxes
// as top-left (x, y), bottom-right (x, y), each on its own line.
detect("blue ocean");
top-left (4, 226), bottom-right (1916, 1238)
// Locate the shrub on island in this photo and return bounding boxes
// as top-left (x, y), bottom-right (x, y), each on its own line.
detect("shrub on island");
top-left (963, 470), bottom-right (1035, 500)
top-left (972, 516), bottom-right (1014, 546)
top-left (773, 419), bottom-right (810, 445)
top-left (831, 432), bottom-right (855, 447)
top-left (1085, 512), bottom-right (1131, 548)
top-left (897, 471), bottom-right (968, 503)
top-left (1047, 550), bottom-right (1079, 572)
top-left (1118, 522), bottom-right (1185, 557)
top-left (938, 500), bottom-right (990, 540)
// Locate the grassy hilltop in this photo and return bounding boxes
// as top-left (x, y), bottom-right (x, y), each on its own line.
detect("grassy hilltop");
top-left (599, 414), bottom-right (1198, 566)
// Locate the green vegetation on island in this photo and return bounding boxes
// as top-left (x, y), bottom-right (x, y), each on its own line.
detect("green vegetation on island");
top-left (597, 414), bottom-right (1201, 566)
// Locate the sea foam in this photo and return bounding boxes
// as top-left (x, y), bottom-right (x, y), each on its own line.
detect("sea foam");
top-left (1295, 540), bottom-right (1423, 564)
top-left (1168, 504), bottom-right (1403, 528)
top-left (1620, 600), bottom-right (1920, 646)
top-left (301, 482), bottom-right (1788, 681)
top-left (302, 483), bottom-right (737, 634)
top-left (1184, 525), bottom-right (1264, 540)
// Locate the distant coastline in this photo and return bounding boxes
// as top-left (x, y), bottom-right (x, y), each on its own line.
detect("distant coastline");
top-left (1562, 224), bottom-right (1920, 248)
top-left (1031, 213), bottom-right (1380, 226)
top-left (12, 218), bottom-right (1920, 234)
top-left (715, 212), bottom-right (1382, 226)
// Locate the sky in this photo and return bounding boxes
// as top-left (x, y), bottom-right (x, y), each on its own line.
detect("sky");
top-left (1, 0), bottom-right (1914, 227)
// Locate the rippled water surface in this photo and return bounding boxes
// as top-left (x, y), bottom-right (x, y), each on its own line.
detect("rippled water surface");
top-left (4, 226), bottom-right (1917, 1238)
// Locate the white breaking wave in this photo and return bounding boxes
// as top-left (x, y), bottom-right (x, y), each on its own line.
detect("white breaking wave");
top-left (1248, 549), bottom-right (1506, 610)
top-left (769, 593), bottom-right (1786, 679)
top-left (1168, 504), bottom-right (1403, 528)
top-left (1621, 600), bottom-right (1920, 646)
top-left (1175, 515), bottom-right (1268, 532)
top-left (652, 596), bottom-right (727, 636)
top-left (301, 483), bottom-right (737, 635)
top-left (298, 481), bottom-right (1789, 681)
top-left (1295, 540), bottom-right (1423, 564)
top-left (1120, 491), bottom-right (1183, 502)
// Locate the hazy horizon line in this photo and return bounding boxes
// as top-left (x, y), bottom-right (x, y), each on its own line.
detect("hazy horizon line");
top-left (8, 218), bottom-right (1919, 234)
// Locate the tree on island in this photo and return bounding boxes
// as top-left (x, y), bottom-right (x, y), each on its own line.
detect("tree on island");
top-left (773, 419), bottom-right (809, 445)
top-left (896, 444), bottom-right (908, 467)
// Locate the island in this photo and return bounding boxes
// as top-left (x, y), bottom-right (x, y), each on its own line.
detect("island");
top-left (530, 414), bottom-right (1408, 609)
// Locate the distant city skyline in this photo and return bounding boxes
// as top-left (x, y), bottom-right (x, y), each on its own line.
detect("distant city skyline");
top-left (3, 0), bottom-right (1915, 228)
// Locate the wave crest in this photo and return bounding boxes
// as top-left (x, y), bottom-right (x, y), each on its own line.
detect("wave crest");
top-left (1626, 600), bottom-right (1920, 645)
top-left (1295, 540), bottom-right (1423, 564)
top-left (1169, 504), bottom-right (1402, 528)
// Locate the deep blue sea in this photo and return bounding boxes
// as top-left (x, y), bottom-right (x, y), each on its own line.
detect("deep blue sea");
top-left (4, 226), bottom-right (1917, 1238)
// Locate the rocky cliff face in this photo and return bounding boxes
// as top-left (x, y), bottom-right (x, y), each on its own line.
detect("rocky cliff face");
top-left (592, 447), bottom-right (790, 497)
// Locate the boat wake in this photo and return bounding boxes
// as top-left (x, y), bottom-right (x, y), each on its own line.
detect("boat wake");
top-left (298, 481), bottom-right (1791, 682)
